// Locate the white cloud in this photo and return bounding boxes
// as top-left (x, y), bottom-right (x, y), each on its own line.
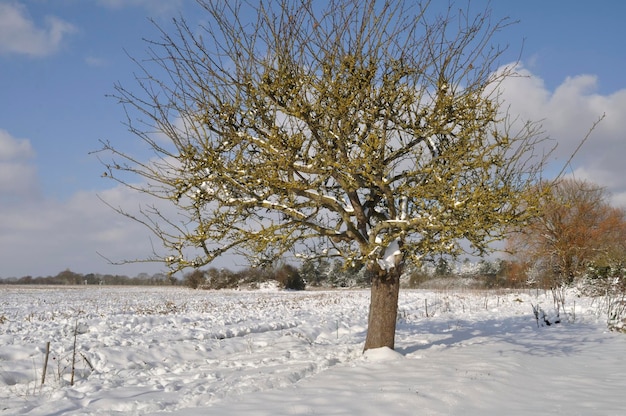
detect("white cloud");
top-left (0, 130), bottom-right (169, 277)
top-left (0, 2), bottom-right (76, 57)
top-left (85, 56), bottom-right (108, 67)
top-left (97, 0), bottom-right (184, 15)
top-left (0, 131), bottom-right (189, 278)
top-left (0, 129), bottom-right (34, 160)
top-left (0, 184), bottom-right (171, 278)
top-left (0, 129), bottom-right (39, 200)
top-left (497, 63), bottom-right (626, 207)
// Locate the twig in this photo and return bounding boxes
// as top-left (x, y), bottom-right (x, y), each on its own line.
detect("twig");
top-left (555, 113), bottom-right (605, 179)
top-left (70, 320), bottom-right (78, 386)
top-left (80, 352), bottom-right (95, 372)
top-left (531, 303), bottom-right (540, 327)
top-left (41, 341), bottom-right (50, 385)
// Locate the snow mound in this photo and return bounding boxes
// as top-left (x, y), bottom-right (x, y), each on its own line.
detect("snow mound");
top-left (363, 346), bottom-right (405, 361)
top-left (256, 280), bottom-right (281, 291)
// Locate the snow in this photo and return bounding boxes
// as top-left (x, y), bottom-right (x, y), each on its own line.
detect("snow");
top-left (377, 238), bottom-right (402, 271)
top-left (1, 285), bottom-right (624, 415)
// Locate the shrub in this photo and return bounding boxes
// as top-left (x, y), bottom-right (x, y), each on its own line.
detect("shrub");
top-left (580, 261), bottom-right (626, 331)
top-left (580, 262), bottom-right (625, 296)
top-left (184, 269), bottom-right (206, 289)
top-left (274, 264), bottom-right (305, 290)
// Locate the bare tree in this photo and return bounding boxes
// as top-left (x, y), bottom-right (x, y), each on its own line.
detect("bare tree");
top-left (508, 178), bottom-right (626, 288)
top-left (96, 0), bottom-right (551, 350)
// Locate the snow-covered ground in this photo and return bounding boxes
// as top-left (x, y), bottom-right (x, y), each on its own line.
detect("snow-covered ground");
top-left (1, 285), bottom-right (624, 415)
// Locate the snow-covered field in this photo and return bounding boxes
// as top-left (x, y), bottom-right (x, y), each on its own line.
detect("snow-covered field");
top-left (1, 285), bottom-right (624, 415)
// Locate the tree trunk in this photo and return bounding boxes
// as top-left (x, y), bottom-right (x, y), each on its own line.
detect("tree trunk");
top-left (364, 266), bottom-right (401, 351)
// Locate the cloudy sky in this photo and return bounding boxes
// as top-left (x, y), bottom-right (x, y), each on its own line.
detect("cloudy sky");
top-left (1, 1), bottom-right (625, 278)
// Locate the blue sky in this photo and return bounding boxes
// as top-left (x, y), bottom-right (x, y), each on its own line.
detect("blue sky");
top-left (1, 0), bottom-right (625, 278)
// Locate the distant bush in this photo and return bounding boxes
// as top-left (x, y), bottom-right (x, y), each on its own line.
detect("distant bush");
top-left (184, 269), bottom-right (206, 289)
top-left (274, 264), bottom-right (306, 290)
top-left (194, 264), bottom-right (305, 290)
top-left (580, 261), bottom-right (626, 332)
top-left (402, 268), bottom-right (431, 288)
top-left (200, 268), bottom-right (249, 289)
top-left (580, 262), bottom-right (625, 296)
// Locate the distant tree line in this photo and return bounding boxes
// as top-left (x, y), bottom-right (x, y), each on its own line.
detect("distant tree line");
top-left (0, 259), bottom-right (515, 289)
top-left (182, 257), bottom-right (514, 291)
top-left (0, 269), bottom-right (174, 286)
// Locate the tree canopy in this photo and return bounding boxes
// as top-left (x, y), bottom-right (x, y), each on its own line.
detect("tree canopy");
top-left (97, 0), bottom-right (553, 350)
top-left (99, 0), bottom-right (548, 273)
